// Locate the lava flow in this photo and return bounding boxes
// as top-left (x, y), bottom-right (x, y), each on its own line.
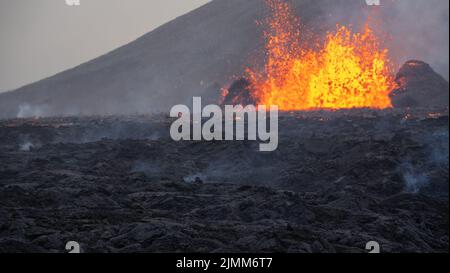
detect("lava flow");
top-left (241, 0), bottom-right (396, 110)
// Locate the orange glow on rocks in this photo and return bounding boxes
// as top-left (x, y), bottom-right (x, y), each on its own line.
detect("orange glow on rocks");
top-left (243, 0), bottom-right (396, 110)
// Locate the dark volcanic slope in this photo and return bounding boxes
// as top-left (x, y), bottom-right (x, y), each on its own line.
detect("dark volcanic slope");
top-left (391, 60), bottom-right (450, 108)
top-left (3, 0), bottom-right (448, 119)
top-left (0, 109), bottom-right (448, 253)
top-left (0, 0), bottom-right (348, 118)
top-left (0, 0), bottom-right (270, 119)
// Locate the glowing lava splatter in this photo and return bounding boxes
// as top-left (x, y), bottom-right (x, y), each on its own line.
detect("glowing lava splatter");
top-left (241, 0), bottom-right (396, 110)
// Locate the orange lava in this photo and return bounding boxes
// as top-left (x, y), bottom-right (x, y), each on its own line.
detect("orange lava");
top-left (244, 0), bottom-right (396, 110)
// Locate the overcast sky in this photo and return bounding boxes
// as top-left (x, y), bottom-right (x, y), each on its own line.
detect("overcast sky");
top-left (0, 0), bottom-right (210, 93)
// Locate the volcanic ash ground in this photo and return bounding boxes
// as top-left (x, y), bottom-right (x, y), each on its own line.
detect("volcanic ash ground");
top-left (0, 109), bottom-right (448, 253)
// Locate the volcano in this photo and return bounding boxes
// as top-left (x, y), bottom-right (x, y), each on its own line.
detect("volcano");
top-left (391, 60), bottom-right (450, 108)
top-left (0, 0), bottom-right (448, 119)
top-left (231, 0), bottom-right (396, 110)
top-left (0, 0), bottom-right (448, 254)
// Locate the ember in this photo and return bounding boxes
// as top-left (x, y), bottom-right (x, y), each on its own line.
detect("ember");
top-left (230, 0), bottom-right (397, 110)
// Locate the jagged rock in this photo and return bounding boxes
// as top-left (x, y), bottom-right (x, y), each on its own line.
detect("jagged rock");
top-left (0, 110), bottom-right (448, 253)
top-left (391, 60), bottom-right (449, 108)
top-left (221, 78), bottom-right (257, 106)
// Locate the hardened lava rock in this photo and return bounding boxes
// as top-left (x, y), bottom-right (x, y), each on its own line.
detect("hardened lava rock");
top-left (391, 60), bottom-right (449, 108)
top-left (221, 78), bottom-right (257, 106)
top-left (0, 109), bottom-right (448, 253)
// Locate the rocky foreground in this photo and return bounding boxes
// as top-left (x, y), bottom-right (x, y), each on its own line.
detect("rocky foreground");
top-left (0, 109), bottom-right (448, 253)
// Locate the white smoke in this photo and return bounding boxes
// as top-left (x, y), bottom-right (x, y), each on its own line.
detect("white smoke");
top-left (311, 0), bottom-right (449, 79)
top-left (382, 0), bottom-right (449, 79)
top-left (400, 161), bottom-right (430, 194)
top-left (17, 103), bottom-right (46, 118)
top-left (19, 141), bottom-right (34, 152)
top-left (183, 173), bottom-right (206, 183)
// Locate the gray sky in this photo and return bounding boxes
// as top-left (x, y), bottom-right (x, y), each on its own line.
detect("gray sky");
top-left (0, 0), bottom-right (210, 93)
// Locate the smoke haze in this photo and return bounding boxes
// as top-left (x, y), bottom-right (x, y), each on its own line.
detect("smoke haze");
top-left (0, 0), bottom-right (210, 93)
top-left (0, 0), bottom-right (447, 119)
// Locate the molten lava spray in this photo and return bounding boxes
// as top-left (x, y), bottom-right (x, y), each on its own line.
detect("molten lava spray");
top-left (244, 0), bottom-right (396, 110)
